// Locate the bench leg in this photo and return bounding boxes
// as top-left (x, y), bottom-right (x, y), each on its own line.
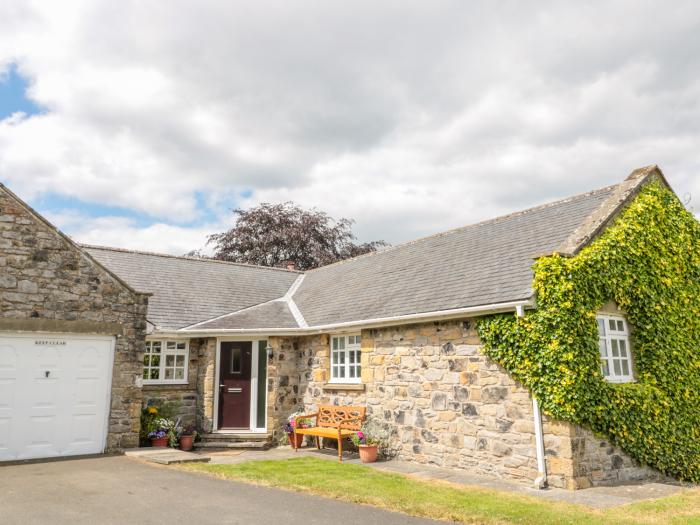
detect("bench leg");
top-left (293, 431), bottom-right (298, 451)
top-left (316, 436), bottom-right (321, 450)
top-left (338, 437), bottom-right (342, 462)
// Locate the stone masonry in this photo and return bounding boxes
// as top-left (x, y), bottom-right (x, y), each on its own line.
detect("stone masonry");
top-left (262, 318), bottom-right (663, 489)
top-left (0, 186), bottom-right (148, 450)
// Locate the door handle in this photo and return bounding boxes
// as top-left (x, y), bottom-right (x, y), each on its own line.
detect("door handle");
top-left (227, 387), bottom-right (242, 393)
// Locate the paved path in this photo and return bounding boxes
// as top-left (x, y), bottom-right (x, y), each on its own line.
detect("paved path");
top-left (0, 455), bottom-right (441, 525)
top-left (201, 446), bottom-right (690, 509)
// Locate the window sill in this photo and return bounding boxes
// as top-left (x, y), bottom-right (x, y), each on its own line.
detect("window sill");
top-left (143, 381), bottom-right (190, 387)
top-left (322, 383), bottom-right (365, 391)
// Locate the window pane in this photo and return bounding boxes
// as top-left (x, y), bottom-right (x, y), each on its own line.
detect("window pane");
top-left (598, 339), bottom-right (608, 357)
top-left (349, 351), bottom-right (355, 364)
top-left (164, 368), bottom-right (174, 380)
top-left (356, 336), bottom-right (361, 344)
top-left (332, 338), bottom-right (338, 351)
top-left (150, 368), bottom-right (160, 380)
top-left (601, 360), bottom-right (610, 377)
top-left (176, 342), bottom-right (186, 350)
top-left (176, 355), bottom-right (185, 366)
top-left (166, 355), bottom-right (175, 367)
top-left (609, 319), bottom-right (616, 331)
top-left (339, 352), bottom-right (345, 364)
top-left (143, 355), bottom-right (150, 366)
top-left (166, 341), bottom-right (176, 350)
top-left (338, 367), bottom-right (345, 378)
top-left (175, 368), bottom-right (184, 380)
top-left (151, 355), bottom-right (160, 367)
top-left (617, 320), bottom-right (624, 331)
top-left (613, 360), bottom-right (621, 375)
top-left (152, 342), bottom-right (161, 352)
top-left (338, 338), bottom-right (345, 350)
top-left (142, 369), bottom-right (149, 379)
top-left (597, 318), bottom-right (606, 336)
top-left (611, 339), bottom-right (619, 357)
top-left (618, 340), bottom-right (627, 357)
top-left (349, 367), bottom-right (355, 378)
top-left (231, 348), bottom-right (241, 373)
top-left (621, 360), bottom-right (630, 376)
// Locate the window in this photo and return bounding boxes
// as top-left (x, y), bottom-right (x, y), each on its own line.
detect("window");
top-left (143, 340), bottom-right (189, 384)
top-left (330, 334), bottom-right (361, 383)
top-left (596, 314), bottom-right (633, 383)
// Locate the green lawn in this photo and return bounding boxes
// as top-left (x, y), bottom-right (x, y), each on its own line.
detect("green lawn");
top-left (181, 457), bottom-right (700, 525)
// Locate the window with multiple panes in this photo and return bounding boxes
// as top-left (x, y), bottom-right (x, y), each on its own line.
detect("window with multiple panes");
top-left (143, 340), bottom-right (189, 384)
top-left (330, 334), bottom-right (361, 383)
top-left (596, 314), bottom-right (634, 383)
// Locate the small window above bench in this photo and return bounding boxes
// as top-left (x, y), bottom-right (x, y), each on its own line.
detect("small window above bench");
top-left (143, 340), bottom-right (189, 385)
top-left (330, 334), bottom-right (361, 384)
top-left (596, 314), bottom-right (634, 383)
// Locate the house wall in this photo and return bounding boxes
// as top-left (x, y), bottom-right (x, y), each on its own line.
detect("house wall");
top-left (141, 338), bottom-right (207, 428)
top-left (266, 318), bottom-right (663, 489)
top-left (0, 188), bottom-right (148, 450)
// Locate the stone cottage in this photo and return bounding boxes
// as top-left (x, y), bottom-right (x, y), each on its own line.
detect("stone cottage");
top-left (0, 165), bottom-right (694, 490)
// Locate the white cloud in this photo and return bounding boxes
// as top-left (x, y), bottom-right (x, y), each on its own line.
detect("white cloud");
top-left (0, 0), bottom-right (699, 252)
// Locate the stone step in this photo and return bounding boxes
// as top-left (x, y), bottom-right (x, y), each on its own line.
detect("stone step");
top-left (196, 432), bottom-right (273, 450)
top-left (196, 440), bottom-right (271, 449)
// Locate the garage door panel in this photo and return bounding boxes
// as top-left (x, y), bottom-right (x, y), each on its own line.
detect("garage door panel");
top-left (0, 334), bottom-right (114, 461)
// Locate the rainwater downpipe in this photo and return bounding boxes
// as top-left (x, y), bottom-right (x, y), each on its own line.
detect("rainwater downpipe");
top-left (515, 304), bottom-right (548, 489)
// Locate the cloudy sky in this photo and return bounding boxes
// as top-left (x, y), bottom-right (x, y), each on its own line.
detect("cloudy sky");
top-left (0, 1), bottom-right (698, 255)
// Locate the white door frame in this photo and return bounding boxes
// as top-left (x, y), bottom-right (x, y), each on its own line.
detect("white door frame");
top-left (213, 337), bottom-right (268, 433)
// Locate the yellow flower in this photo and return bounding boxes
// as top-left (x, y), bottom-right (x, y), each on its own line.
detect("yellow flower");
top-left (148, 407), bottom-right (158, 415)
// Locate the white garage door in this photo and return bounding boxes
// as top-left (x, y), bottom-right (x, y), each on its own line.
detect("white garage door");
top-left (0, 333), bottom-right (114, 461)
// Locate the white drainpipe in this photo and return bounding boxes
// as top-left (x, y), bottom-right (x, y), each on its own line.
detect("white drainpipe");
top-left (515, 305), bottom-right (548, 489)
top-left (532, 397), bottom-right (548, 489)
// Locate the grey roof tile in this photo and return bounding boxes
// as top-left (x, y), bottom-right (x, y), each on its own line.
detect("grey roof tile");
top-left (292, 184), bottom-right (618, 326)
top-left (188, 300), bottom-right (299, 330)
top-left (83, 246), bottom-right (300, 330)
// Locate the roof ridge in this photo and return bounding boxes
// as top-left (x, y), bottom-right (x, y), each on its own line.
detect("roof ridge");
top-left (305, 181), bottom-right (621, 273)
top-left (81, 243), bottom-right (303, 274)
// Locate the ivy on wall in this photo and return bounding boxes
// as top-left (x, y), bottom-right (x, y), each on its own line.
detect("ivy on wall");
top-left (477, 180), bottom-right (700, 481)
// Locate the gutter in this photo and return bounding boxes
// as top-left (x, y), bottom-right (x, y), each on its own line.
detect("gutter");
top-left (152, 299), bottom-right (535, 338)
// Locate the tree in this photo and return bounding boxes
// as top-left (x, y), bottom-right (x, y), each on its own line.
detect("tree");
top-left (207, 202), bottom-right (387, 270)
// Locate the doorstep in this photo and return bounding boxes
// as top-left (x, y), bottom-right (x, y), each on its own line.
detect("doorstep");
top-left (124, 447), bottom-right (211, 465)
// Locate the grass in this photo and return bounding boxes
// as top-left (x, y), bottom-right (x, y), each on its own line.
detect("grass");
top-left (181, 457), bottom-right (700, 525)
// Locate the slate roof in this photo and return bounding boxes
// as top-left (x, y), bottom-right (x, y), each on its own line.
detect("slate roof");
top-left (291, 184), bottom-right (618, 327)
top-left (83, 246), bottom-right (300, 330)
top-left (83, 167), bottom-right (669, 332)
top-left (189, 299), bottom-right (300, 330)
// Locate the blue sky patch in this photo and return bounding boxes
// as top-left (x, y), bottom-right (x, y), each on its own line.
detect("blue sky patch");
top-left (0, 63), bottom-right (44, 119)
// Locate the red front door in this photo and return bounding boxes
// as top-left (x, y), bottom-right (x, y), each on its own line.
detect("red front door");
top-left (218, 341), bottom-right (252, 429)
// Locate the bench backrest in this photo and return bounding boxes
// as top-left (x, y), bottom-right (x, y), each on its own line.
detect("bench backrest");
top-left (317, 405), bottom-right (366, 430)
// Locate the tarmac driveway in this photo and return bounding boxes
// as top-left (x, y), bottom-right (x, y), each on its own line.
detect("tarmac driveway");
top-left (0, 455), bottom-right (442, 525)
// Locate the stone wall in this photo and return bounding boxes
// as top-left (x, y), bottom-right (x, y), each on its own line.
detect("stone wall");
top-left (142, 338), bottom-right (206, 427)
top-left (266, 317), bottom-right (663, 489)
top-left (286, 320), bottom-right (544, 486)
top-left (0, 186), bottom-right (148, 450)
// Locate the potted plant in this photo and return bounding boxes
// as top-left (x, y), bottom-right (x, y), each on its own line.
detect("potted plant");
top-left (148, 429), bottom-right (169, 447)
top-left (179, 424), bottom-right (197, 451)
top-left (147, 417), bottom-right (177, 447)
top-left (351, 430), bottom-right (381, 462)
top-left (351, 418), bottom-right (391, 463)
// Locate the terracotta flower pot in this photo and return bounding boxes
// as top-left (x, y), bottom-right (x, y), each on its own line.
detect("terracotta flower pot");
top-left (359, 444), bottom-right (378, 463)
top-left (151, 437), bottom-right (168, 447)
top-left (288, 432), bottom-right (304, 449)
top-left (179, 434), bottom-right (194, 451)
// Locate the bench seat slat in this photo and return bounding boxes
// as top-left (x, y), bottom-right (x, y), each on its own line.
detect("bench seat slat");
top-left (295, 427), bottom-right (355, 438)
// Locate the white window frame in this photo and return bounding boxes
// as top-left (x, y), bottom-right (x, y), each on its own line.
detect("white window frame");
top-left (143, 339), bottom-right (189, 385)
top-left (330, 334), bottom-right (362, 384)
top-left (596, 314), bottom-right (634, 383)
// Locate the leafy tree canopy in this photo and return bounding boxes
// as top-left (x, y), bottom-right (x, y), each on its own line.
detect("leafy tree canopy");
top-left (207, 202), bottom-right (387, 270)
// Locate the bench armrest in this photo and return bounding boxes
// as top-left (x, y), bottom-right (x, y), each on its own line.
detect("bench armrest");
top-left (294, 412), bottom-right (318, 425)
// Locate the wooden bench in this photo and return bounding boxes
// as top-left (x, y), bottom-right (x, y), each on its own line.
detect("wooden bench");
top-left (293, 405), bottom-right (366, 461)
